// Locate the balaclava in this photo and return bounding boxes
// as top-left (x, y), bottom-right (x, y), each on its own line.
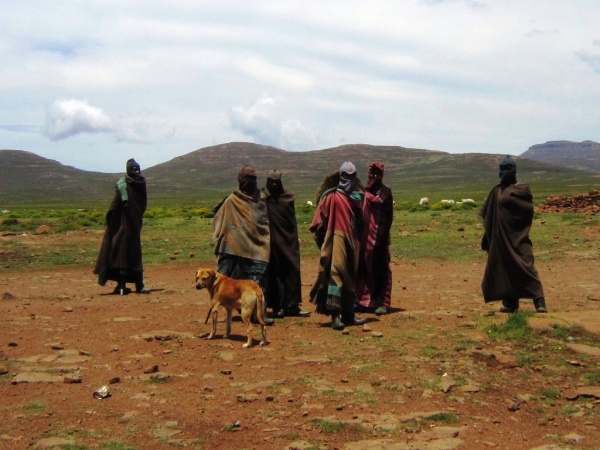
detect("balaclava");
top-left (499, 155), bottom-right (517, 186)
top-left (265, 169), bottom-right (283, 197)
top-left (338, 161), bottom-right (357, 194)
top-left (126, 159), bottom-right (142, 179)
top-left (366, 161), bottom-right (384, 193)
top-left (238, 165), bottom-right (258, 195)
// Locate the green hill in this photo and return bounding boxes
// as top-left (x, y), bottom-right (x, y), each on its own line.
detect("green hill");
top-left (2, 142), bottom-right (599, 208)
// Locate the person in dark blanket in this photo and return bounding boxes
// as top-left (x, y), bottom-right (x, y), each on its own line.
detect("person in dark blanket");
top-left (94, 158), bottom-right (150, 295)
top-left (355, 161), bottom-right (394, 315)
top-left (309, 161), bottom-right (367, 330)
top-left (212, 165), bottom-right (275, 325)
top-left (479, 155), bottom-right (547, 313)
top-left (261, 169), bottom-right (310, 318)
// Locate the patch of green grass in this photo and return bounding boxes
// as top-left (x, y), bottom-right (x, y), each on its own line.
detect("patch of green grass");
top-left (23, 400), bottom-right (45, 411)
top-left (282, 433), bottom-right (301, 440)
top-left (560, 405), bottom-right (581, 416)
top-left (421, 345), bottom-right (438, 357)
top-left (539, 388), bottom-right (561, 399)
top-left (57, 444), bottom-right (87, 450)
top-left (583, 371), bottom-right (600, 385)
top-left (454, 340), bottom-right (479, 352)
top-left (311, 419), bottom-right (347, 433)
top-left (425, 412), bottom-right (460, 423)
top-left (487, 311), bottom-right (534, 341)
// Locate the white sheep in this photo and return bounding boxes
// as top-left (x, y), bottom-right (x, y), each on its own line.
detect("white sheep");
top-left (461, 199), bottom-right (475, 204)
top-left (441, 199), bottom-right (455, 204)
top-left (306, 200), bottom-right (313, 207)
top-left (419, 197), bottom-right (429, 206)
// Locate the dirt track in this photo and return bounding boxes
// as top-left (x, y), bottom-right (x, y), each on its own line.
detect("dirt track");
top-left (2, 255), bottom-right (600, 449)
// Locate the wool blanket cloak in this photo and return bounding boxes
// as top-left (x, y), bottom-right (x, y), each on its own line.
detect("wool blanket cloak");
top-left (94, 175), bottom-right (147, 285)
top-left (212, 189), bottom-right (270, 262)
top-left (479, 183), bottom-right (544, 302)
top-left (261, 187), bottom-right (302, 310)
top-left (309, 188), bottom-right (363, 312)
top-left (356, 184), bottom-right (394, 308)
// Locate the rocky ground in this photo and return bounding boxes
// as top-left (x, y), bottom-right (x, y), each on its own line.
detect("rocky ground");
top-left (1, 255), bottom-right (600, 450)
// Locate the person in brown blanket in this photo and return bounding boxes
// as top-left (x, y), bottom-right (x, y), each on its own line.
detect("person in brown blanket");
top-left (94, 158), bottom-right (150, 295)
top-left (261, 170), bottom-right (310, 318)
top-left (212, 165), bottom-right (275, 325)
top-left (309, 161), bottom-right (368, 330)
top-left (479, 155), bottom-right (547, 313)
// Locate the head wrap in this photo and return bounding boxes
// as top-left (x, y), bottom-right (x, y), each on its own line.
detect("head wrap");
top-left (238, 165), bottom-right (258, 195)
top-left (265, 169), bottom-right (283, 196)
top-left (498, 155), bottom-right (517, 186)
top-left (338, 161), bottom-right (357, 194)
top-left (126, 158), bottom-right (142, 179)
top-left (366, 160), bottom-right (384, 193)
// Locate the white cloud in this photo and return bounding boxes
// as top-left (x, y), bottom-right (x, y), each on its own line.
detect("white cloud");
top-left (228, 95), bottom-right (318, 150)
top-left (44, 99), bottom-right (117, 141)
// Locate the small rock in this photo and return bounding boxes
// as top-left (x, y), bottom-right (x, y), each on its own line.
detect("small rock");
top-left (189, 252), bottom-right (196, 258)
top-left (336, 405), bottom-right (344, 410)
top-left (341, 379), bottom-right (349, 383)
top-left (221, 369), bottom-right (232, 375)
top-left (173, 249), bottom-right (181, 255)
top-left (79, 350), bottom-right (91, 356)
top-left (36, 224), bottom-right (52, 234)
top-left (371, 332), bottom-right (383, 338)
top-left (460, 322), bottom-right (477, 329)
top-left (143, 365), bottom-right (159, 374)
top-left (63, 306), bottom-right (73, 312)
top-left (64, 375), bottom-right (82, 383)
top-left (0, 366), bottom-right (9, 375)
top-left (8, 342), bottom-right (17, 347)
top-left (50, 344), bottom-right (64, 350)
top-left (234, 420), bottom-right (241, 428)
top-left (2, 292), bottom-right (16, 300)
top-left (456, 313), bottom-right (464, 318)
top-left (109, 377), bottom-right (121, 384)
top-left (362, 324), bottom-right (372, 332)
top-left (563, 432), bottom-right (584, 444)
top-left (204, 386), bottom-right (214, 392)
top-left (568, 360), bottom-right (581, 366)
top-left (144, 336), bottom-right (154, 342)
top-left (341, 329), bottom-right (350, 335)
top-left (266, 395), bottom-right (274, 401)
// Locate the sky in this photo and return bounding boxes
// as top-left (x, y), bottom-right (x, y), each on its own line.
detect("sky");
top-left (1, 1), bottom-right (599, 173)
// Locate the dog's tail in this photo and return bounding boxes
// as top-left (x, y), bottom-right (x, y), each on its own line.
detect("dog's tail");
top-left (255, 289), bottom-right (266, 326)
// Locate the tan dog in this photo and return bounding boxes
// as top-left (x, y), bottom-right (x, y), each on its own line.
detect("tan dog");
top-left (195, 268), bottom-right (267, 348)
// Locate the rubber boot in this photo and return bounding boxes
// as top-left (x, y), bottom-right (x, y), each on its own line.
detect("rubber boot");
top-left (331, 314), bottom-right (345, 330)
top-left (533, 297), bottom-right (547, 313)
top-left (499, 298), bottom-right (519, 313)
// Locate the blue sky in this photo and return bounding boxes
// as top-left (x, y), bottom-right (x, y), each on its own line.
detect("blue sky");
top-left (1, 0), bottom-right (599, 172)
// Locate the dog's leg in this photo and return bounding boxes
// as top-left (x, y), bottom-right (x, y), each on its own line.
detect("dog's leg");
top-left (224, 308), bottom-right (232, 338)
top-left (242, 316), bottom-right (253, 349)
top-left (207, 307), bottom-right (218, 340)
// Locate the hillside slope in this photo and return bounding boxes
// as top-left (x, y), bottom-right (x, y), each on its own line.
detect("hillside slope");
top-left (521, 140), bottom-right (600, 173)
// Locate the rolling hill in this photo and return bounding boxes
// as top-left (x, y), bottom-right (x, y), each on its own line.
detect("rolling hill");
top-left (521, 140), bottom-right (600, 173)
top-left (2, 142), bottom-right (599, 208)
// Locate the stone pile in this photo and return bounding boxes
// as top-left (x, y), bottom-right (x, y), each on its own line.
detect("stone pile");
top-left (537, 189), bottom-right (600, 214)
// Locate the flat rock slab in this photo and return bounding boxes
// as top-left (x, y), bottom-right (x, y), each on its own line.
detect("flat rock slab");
top-left (32, 437), bottom-right (77, 449)
top-left (12, 372), bottom-right (64, 384)
top-left (565, 342), bottom-right (600, 358)
top-left (529, 311), bottom-right (600, 334)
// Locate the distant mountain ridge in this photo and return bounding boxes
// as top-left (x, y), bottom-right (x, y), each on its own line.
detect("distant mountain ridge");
top-left (1, 142), bottom-right (599, 207)
top-left (521, 140), bottom-right (600, 173)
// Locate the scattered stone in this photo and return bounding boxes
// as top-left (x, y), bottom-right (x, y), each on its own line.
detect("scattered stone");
top-left (64, 375), bottom-right (82, 384)
top-left (63, 306), bottom-right (73, 312)
top-left (0, 366), bottom-right (8, 375)
top-left (441, 376), bottom-right (456, 393)
top-left (336, 405), bottom-right (344, 410)
top-left (8, 342), bottom-right (17, 347)
top-left (266, 395), bottom-right (274, 401)
top-left (35, 225), bottom-right (52, 234)
top-left (155, 334), bottom-right (173, 341)
top-left (189, 252), bottom-right (196, 258)
top-left (143, 365), bottom-right (159, 374)
top-left (204, 386), bottom-right (213, 392)
top-left (173, 249), bottom-right (181, 255)
top-left (371, 332), bottom-right (383, 338)
top-left (362, 324), bottom-right (372, 332)
top-left (236, 394), bottom-right (258, 403)
top-left (144, 336), bottom-right (154, 342)
top-left (568, 360), bottom-right (581, 366)
top-left (234, 420), bottom-right (241, 428)
top-left (456, 313), bottom-right (464, 318)
top-left (2, 292), bottom-right (16, 300)
top-left (50, 343), bottom-right (64, 350)
top-left (459, 322), bottom-right (477, 329)
top-left (341, 329), bottom-right (350, 335)
top-left (563, 432), bottom-right (585, 444)
top-left (78, 350), bottom-right (91, 356)
top-left (341, 379), bottom-right (349, 383)
top-left (566, 387), bottom-right (600, 400)
top-left (221, 369), bottom-right (232, 375)
top-left (532, 344), bottom-right (545, 351)
top-left (508, 395), bottom-right (529, 411)
top-left (109, 377), bottom-right (121, 384)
